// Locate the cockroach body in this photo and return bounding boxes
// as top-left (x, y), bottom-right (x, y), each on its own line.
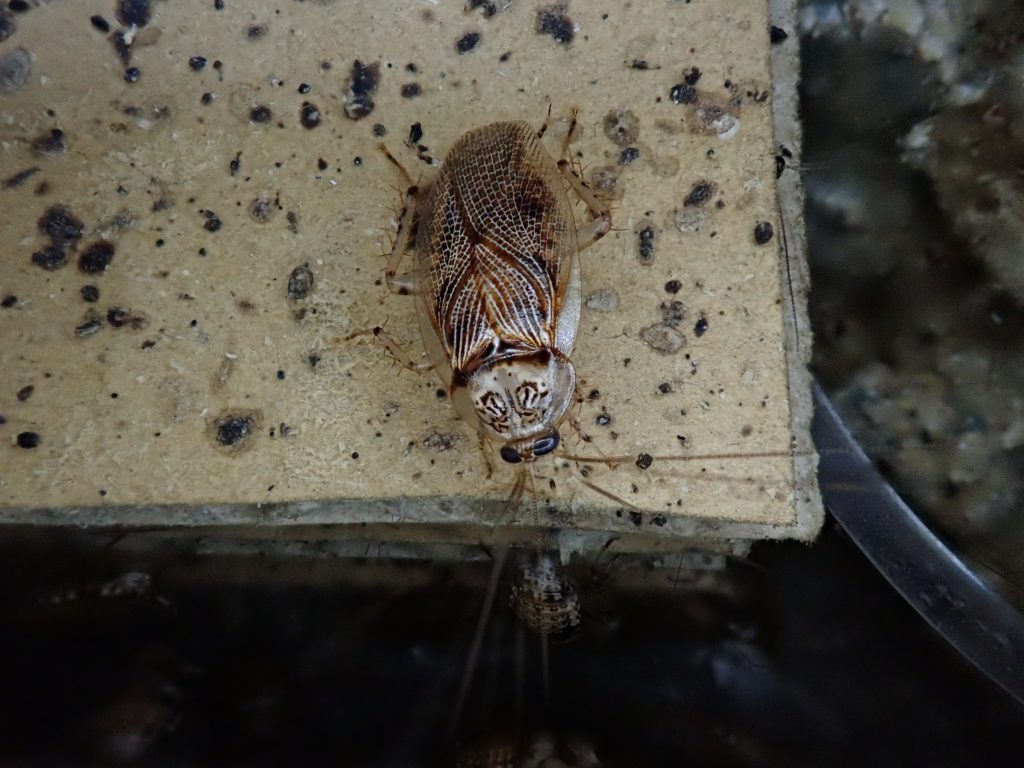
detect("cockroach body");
top-left (388, 120), bottom-right (611, 465)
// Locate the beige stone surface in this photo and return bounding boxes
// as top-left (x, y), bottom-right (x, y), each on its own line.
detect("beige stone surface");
top-left (0, 0), bottom-right (820, 544)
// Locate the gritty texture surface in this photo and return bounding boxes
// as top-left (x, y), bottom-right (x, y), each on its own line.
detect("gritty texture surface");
top-left (0, 0), bottom-right (818, 543)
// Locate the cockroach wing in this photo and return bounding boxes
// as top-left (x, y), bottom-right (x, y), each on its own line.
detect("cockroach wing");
top-left (413, 122), bottom-right (579, 381)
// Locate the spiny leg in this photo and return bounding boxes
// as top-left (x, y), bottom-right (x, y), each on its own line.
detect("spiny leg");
top-left (557, 157), bottom-right (611, 251)
top-left (553, 110), bottom-right (610, 250)
top-left (378, 144), bottom-right (420, 295)
top-left (536, 101), bottom-right (554, 139)
top-left (332, 324), bottom-right (432, 373)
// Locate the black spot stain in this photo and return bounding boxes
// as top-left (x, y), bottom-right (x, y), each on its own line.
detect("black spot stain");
top-left (684, 180), bottom-right (716, 207)
top-left (38, 205), bottom-right (84, 246)
top-left (78, 240), bottom-right (115, 274)
top-left (536, 5), bottom-right (573, 44)
top-left (754, 221), bottom-right (774, 244)
top-left (208, 409), bottom-right (262, 452)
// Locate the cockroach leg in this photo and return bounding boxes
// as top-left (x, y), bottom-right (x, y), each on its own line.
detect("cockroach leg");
top-left (377, 142), bottom-right (416, 187)
top-left (536, 101), bottom-right (554, 139)
top-left (477, 433), bottom-right (495, 479)
top-left (556, 157), bottom-right (611, 251)
top-left (384, 186), bottom-right (420, 295)
top-left (333, 325), bottom-right (432, 373)
top-left (559, 105), bottom-right (581, 158)
top-left (378, 143), bottom-right (423, 294)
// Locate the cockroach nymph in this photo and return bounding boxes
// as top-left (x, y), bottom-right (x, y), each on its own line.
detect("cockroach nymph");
top-left (509, 554), bottom-right (582, 637)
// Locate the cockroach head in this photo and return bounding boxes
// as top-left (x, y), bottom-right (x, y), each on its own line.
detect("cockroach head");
top-left (453, 349), bottom-right (575, 463)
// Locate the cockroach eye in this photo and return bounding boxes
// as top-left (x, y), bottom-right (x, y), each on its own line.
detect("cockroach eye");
top-left (500, 445), bottom-right (524, 463)
top-left (532, 432), bottom-right (560, 457)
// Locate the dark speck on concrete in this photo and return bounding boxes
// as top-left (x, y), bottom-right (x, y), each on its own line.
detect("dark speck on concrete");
top-left (684, 180), bottom-right (716, 207)
top-left (456, 31), bottom-right (481, 53)
top-left (536, 5), bottom-right (573, 44)
top-left (300, 102), bottom-right (321, 129)
top-left (17, 385), bottom-right (33, 402)
top-left (670, 83), bottom-right (697, 104)
top-left (188, 56), bottom-right (207, 71)
top-left (78, 241), bottom-right (115, 274)
top-left (660, 300), bottom-right (686, 328)
top-left (80, 284), bottom-right (100, 303)
top-left (343, 59), bottom-right (380, 120)
top-left (246, 23), bottom-right (268, 40)
top-left (617, 146), bottom-right (639, 165)
top-left (202, 210), bottom-right (222, 232)
top-left (637, 225), bottom-right (655, 265)
top-left (249, 195), bottom-right (274, 222)
top-left (297, 82), bottom-right (310, 94)
top-left (215, 413), bottom-right (254, 447)
top-left (90, 15), bottom-right (110, 33)
top-left (407, 121), bottom-right (423, 146)
top-left (4, 167), bottom-right (40, 188)
top-left (110, 31), bottom-right (132, 65)
top-left (400, 83), bottom-right (422, 98)
top-left (1, 295), bottom-right (16, 308)
top-left (288, 264), bottom-right (314, 299)
top-left (106, 307), bottom-right (128, 327)
top-left (694, 316), bottom-right (709, 337)
top-left (770, 25), bottom-right (789, 44)
top-left (31, 129), bottom-right (67, 156)
top-left (75, 316), bottom-right (103, 337)
top-left (754, 221), bottom-right (774, 244)
top-left (684, 66), bottom-right (702, 85)
top-left (423, 432), bottom-right (458, 452)
top-left (372, 122), bottom-right (386, 137)
top-left (249, 105), bottom-right (273, 123)
top-left (635, 452), bottom-right (653, 470)
top-left (350, 61), bottom-right (378, 95)
top-left (0, 10), bottom-right (14, 43)
top-left (31, 245), bottom-right (67, 271)
top-left (467, 0), bottom-right (498, 16)
top-left (628, 510), bottom-right (643, 526)
top-left (116, 0), bottom-right (151, 28)
top-left (123, 66), bottom-right (141, 83)
top-left (8, 1), bottom-right (29, 13)
top-left (664, 279), bottom-right (682, 294)
top-left (38, 205), bottom-right (84, 246)
top-left (17, 431), bottom-right (40, 449)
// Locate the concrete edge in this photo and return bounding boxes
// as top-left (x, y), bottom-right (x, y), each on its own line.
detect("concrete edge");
top-left (766, 0), bottom-right (825, 542)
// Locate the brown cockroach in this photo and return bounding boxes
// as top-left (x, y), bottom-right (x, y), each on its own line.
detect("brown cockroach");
top-left (379, 114), bottom-right (611, 469)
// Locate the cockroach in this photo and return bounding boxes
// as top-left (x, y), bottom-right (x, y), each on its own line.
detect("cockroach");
top-left (372, 113), bottom-right (610, 472)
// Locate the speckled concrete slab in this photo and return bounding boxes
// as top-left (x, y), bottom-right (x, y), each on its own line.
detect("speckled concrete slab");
top-left (0, 0), bottom-right (820, 547)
